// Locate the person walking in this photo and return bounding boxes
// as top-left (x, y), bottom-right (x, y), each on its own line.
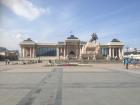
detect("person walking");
top-left (123, 58), bottom-right (126, 65)
top-left (125, 58), bottom-right (129, 69)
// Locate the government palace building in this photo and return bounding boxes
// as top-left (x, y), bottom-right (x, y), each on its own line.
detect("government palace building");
top-left (20, 33), bottom-right (124, 61)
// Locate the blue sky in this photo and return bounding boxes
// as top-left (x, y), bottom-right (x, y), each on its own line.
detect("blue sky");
top-left (0, 0), bottom-right (140, 50)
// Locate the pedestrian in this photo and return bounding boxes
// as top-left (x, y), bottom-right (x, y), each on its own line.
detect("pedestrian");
top-left (123, 58), bottom-right (125, 65)
top-left (125, 58), bottom-right (129, 69)
top-left (7, 59), bottom-right (10, 65)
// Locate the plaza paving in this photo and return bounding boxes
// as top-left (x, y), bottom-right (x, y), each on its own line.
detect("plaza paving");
top-left (0, 63), bottom-right (140, 105)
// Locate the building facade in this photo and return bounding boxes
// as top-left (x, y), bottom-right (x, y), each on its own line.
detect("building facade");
top-left (20, 35), bottom-right (124, 60)
top-left (0, 47), bottom-right (18, 61)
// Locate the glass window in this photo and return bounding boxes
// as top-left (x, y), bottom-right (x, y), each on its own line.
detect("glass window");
top-left (36, 47), bottom-right (56, 57)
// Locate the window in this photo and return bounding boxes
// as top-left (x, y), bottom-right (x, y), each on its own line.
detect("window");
top-left (36, 47), bottom-right (56, 57)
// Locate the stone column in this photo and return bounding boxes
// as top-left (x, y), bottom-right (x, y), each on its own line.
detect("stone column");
top-left (30, 48), bottom-right (32, 58)
top-left (119, 48), bottom-right (121, 59)
top-left (24, 48), bottom-right (26, 57)
top-left (21, 47), bottom-right (23, 57)
top-left (22, 47), bottom-right (25, 58)
top-left (33, 47), bottom-right (36, 58)
top-left (25, 48), bottom-right (27, 57)
top-left (112, 48), bottom-right (114, 58)
top-left (31, 48), bottom-right (32, 58)
top-left (31, 47), bottom-right (33, 58)
top-left (64, 48), bottom-right (65, 58)
top-left (109, 47), bottom-right (111, 58)
top-left (57, 48), bottom-right (59, 57)
top-left (32, 47), bottom-right (34, 58)
top-left (34, 47), bottom-right (36, 57)
top-left (121, 48), bottom-right (124, 58)
top-left (25, 48), bottom-right (28, 57)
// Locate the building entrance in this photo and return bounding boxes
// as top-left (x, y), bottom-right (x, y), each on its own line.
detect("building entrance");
top-left (68, 51), bottom-right (76, 59)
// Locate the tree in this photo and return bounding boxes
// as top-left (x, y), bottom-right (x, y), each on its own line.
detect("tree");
top-left (90, 33), bottom-right (98, 43)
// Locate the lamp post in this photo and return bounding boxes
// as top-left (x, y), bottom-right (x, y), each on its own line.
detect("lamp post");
top-left (125, 46), bottom-right (129, 69)
top-left (126, 46), bottom-right (129, 57)
top-left (134, 48), bottom-right (137, 55)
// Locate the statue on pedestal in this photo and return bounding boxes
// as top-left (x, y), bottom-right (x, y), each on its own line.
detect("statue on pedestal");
top-left (80, 33), bottom-right (100, 61)
top-left (89, 33), bottom-right (98, 43)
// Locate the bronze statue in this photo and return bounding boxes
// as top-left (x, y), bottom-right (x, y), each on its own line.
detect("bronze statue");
top-left (90, 33), bottom-right (98, 43)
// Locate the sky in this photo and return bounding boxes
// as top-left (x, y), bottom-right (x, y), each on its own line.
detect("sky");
top-left (0, 0), bottom-right (140, 50)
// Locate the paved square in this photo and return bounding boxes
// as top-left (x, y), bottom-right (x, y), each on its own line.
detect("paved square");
top-left (0, 63), bottom-right (140, 105)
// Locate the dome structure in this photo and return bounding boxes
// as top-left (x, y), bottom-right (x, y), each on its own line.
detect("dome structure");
top-left (107, 38), bottom-right (123, 46)
top-left (67, 35), bottom-right (78, 39)
top-left (111, 38), bottom-right (120, 42)
top-left (20, 38), bottom-right (36, 45)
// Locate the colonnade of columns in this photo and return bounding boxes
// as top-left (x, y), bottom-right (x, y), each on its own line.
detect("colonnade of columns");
top-left (21, 47), bottom-right (36, 58)
top-left (58, 47), bottom-right (66, 59)
top-left (108, 47), bottom-right (123, 59)
top-left (20, 46), bottom-right (124, 60)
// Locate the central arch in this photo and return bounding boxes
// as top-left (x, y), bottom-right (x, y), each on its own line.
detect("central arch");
top-left (69, 51), bottom-right (75, 55)
top-left (68, 50), bottom-right (76, 59)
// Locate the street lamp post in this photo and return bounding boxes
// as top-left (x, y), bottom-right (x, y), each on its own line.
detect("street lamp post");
top-left (125, 46), bottom-right (129, 69)
top-left (134, 48), bottom-right (137, 55)
top-left (126, 46), bottom-right (129, 57)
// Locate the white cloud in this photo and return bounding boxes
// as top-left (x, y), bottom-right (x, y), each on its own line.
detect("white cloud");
top-left (0, 0), bottom-right (46, 20)
top-left (0, 30), bottom-right (28, 50)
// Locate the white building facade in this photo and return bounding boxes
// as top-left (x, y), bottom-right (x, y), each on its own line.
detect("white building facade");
top-left (20, 35), bottom-right (124, 60)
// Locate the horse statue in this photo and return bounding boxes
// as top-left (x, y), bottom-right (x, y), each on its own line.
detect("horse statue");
top-left (89, 33), bottom-right (98, 43)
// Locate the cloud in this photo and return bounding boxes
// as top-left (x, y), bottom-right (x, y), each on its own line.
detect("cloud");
top-left (0, 30), bottom-right (29, 50)
top-left (0, 0), bottom-right (46, 20)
